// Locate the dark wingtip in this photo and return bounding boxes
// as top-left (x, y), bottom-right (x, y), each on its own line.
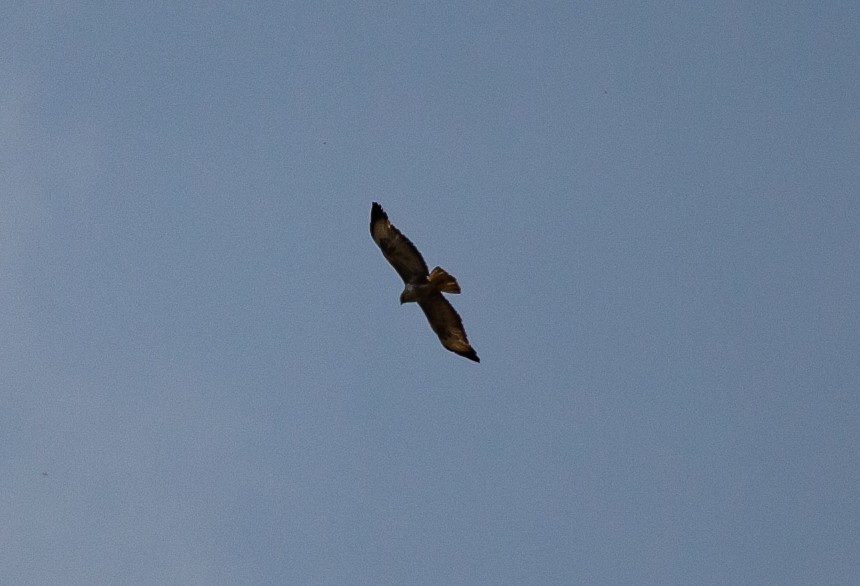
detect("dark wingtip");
top-left (458, 349), bottom-right (480, 363)
top-left (370, 202), bottom-right (386, 223)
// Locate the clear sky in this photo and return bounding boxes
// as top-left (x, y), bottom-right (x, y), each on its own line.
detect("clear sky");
top-left (2, 3), bottom-right (858, 584)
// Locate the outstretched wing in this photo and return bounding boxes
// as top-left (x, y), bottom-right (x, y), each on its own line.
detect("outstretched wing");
top-left (370, 202), bottom-right (429, 283)
top-left (418, 292), bottom-right (480, 362)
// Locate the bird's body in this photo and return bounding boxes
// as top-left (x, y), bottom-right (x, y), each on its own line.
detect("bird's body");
top-left (370, 202), bottom-right (479, 362)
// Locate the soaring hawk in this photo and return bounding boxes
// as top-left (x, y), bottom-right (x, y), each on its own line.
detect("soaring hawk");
top-left (370, 202), bottom-right (479, 362)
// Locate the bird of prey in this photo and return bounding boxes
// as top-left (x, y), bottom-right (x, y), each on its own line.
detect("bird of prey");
top-left (370, 202), bottom-right (479, 362)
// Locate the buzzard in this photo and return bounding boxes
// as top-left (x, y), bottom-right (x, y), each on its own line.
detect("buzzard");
top-left (370, 202), bottom-right (479, 362)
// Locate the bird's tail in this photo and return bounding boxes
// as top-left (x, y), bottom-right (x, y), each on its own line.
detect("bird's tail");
top-left (429, 266), bottom-right (461, 294)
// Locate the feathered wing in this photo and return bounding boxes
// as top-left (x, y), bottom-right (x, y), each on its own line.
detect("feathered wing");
top-left (418, 292), bottom-right (480, 362)
top-left (370, 202), bottom-right (428, 283)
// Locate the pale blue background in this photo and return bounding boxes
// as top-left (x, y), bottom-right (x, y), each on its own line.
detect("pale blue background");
top-left (3, 3), bottom-right (858, 584)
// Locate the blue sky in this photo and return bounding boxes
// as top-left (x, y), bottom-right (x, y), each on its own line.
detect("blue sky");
top-left (2, 2), bottom-right (858, 584)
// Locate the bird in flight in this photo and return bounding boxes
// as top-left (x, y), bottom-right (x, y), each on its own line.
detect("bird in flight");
top-left (370, 202), bottom-right (479, 362)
